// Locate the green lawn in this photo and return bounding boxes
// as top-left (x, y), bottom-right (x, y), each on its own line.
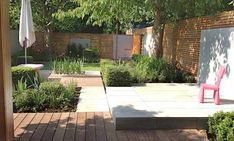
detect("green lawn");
top-left (41, 62), bottom-right (100, 71)
top-left (83, 63), bottom-right (100, 71)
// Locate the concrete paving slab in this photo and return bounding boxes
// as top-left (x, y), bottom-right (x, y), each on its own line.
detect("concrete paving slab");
top-left (107, 83), bottom-right (234, 129)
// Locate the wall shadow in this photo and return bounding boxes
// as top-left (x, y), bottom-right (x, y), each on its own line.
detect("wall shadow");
top-left (198, 28), bottom-right (233, 84)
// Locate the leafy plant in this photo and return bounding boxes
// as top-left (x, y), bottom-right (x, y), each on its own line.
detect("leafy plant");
top-left (16, 56), bottom-right (34, 64)
top-left (53, 58), bottom-right (83, 74)
top-left (208, 111), bottom-right (234, 141)
top-left (14, 81), bottom-right (77, 112)
top-left (66, 43), bottom-right (82, 58)
top-left (83, 47), bottom-right (100, 63)
top-left (11, 66), bottom-right (36, 88)
top-left (103, 65), bottom-right (132, 86)
top-left (132, 54), bottom-right (148, 63)
top-left (14, 89), bottom-right (46, 112)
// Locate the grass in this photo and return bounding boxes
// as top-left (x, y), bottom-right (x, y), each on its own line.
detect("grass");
top-left (83, 63), bottom-right (100, 71)
top-left (41, 62), bottom-right (100, 71)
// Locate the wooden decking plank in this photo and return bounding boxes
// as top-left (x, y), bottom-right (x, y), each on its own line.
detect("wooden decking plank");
top-left (63, 112), bottom-right (78, 141)
top-left (142, 130), bottom-right (161, 141)
top-left (86, 112), bottom-right (96, 141)
top-left (14, 113), bottom-right (28, 130)
top-left (14, 113), bottom-right (36, 141)
top-left (14, 113), bottom-right (19, 119)
top-left (75, 112), bottom-right (86, 141)
top-left (135, 130), bottom-right (159, 141)
top-left (19, 113), bottom-right (44, 141)
top-left (30, 113), bottom-right (53, 141)
top-left (126, 131), bottom-right (141, 141)
top-left (156, 130), bottom-right (171, 141)
top-left (116, 130), bottom-right (129, 141)
top-left (103, 112), bottom-right (118, 141)
top-left (95, 112), bottom-right (107, 141)
top-left (52, 112), bottom-right (70, 141)
top-left (41, 113), bottom-right (61, 141)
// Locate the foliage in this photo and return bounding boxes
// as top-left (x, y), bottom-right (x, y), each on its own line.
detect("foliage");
top-left (134, 57), bottom-right (171, 82)
top-left (208, 111), bottom-right (234, 141)
top-left (66, 43), bottom-right (84, 58)
top-left (16, 56), bottom-right (34, 64)
top-left (13, 81), bottom-right (77, 112)
top-left (14, 89), bottom-right (46, 112)
top-left (59, 0), bottom-right (152, 33)
top-left (9, 0), bottom-right (20, 29)
top-left (131, 55), bottom-right (196, 83)
top-left (28, 43), bottom-right (53, 61)
top-left (100, 59), bottom-right (116, 73)
top-left (132, 54), bottom-right (149, 63)
top-left (11, 66), bottom-right (36, 88)
top-left (83, 47), bottom-right (100, 63)
top-left (103, 65), bottom-right (132, 86)
top-left (53, 58), bottom-right (83, 74)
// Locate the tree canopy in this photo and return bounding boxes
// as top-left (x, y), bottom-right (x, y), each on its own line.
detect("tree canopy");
top-left (56, 0), bottom-right (153, 32)
top-left (9, 0), bottom-right (105, 33)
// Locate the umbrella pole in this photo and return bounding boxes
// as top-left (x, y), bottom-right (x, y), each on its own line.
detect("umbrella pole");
top-left (25, 46), bottom-right (27, 64)
top-left (24, 39), bottom-right (27, 64)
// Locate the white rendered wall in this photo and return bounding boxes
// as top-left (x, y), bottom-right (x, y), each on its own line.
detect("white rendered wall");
top-left (142, 33), bottom-right (155, 57)
top-left (198, 27), bottom-right (234, 100)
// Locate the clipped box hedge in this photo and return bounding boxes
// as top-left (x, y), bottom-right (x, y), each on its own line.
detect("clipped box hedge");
top-left (208, 111), bottom-right (234, 141)
top-left (11, 66), bottom-right (36, 87)
top-left (103, 65), bottom-right (132, 86)
top-left (17, 56), bottom-right (34, 64)
top-left (83, 47), bottom-right (100, 63)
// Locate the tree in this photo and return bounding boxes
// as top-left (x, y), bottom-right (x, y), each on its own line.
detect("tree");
top-left (9, 0), bottom-right (85, 49)
top-left (59, 0), bottom-right (153, 33)
top-left (145, 0), bottom-right (234, 58)
top-left (65, 0), bottom-right (233, 58)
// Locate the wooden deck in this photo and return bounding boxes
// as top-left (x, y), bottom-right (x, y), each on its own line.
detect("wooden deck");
top-left (14, 112), bottom-right (208, 141)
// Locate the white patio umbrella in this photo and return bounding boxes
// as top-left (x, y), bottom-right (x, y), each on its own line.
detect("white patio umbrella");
top-left (19, 0), bottom-right (36, 64)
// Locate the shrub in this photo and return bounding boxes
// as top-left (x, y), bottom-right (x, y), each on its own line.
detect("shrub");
top-left (132, 56), bottom-right (196, 83)
top-left (53, 58), bottom-right (83, 74)
top-left (83, 47), bottom-right (100, 63)
top-left (66, 43), bottom-right (84, 58)
top-left (14, 89), bottom-right (46, 112)
top-left (39, 81), bottom-right (65, 96)
top-left (208, 111), bottom-right (234, 141)
top-left (27, 43), bottom-right (53, 61)
top-left (100, 59), bottom-right (116, 74)
top-left (132, 54), bottom-right (148, 63)
top-left (103, 65), bottom-right (132, 86)
top-left (134, 57), bottom-right (172, 82)
top-left (16, 56), bottom-right (34, 64)
top-left (11, 66), bottom-right (36, 88)
top-left (13, 81), bottom-right (77, 112)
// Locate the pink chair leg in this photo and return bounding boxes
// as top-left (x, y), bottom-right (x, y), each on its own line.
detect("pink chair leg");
top-left (199, 86), bottom-right (204, 103)
top-left (213, 91), bottom-right (216, 99)
top-left (214, 91), bottom-right (220, 105)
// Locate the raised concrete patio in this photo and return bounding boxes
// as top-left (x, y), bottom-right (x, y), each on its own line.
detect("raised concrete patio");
top-left (106, 83), bottom-right (234, 129)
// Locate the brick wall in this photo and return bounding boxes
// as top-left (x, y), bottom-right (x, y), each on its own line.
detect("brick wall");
top-left (34, 32), bottom-right (113, 59)
top-left (163, 11), bottom-right (234, 75)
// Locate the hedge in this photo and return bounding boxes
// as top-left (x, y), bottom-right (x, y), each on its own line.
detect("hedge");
top-left (208, 111), bottom-right (234, 141)
top-left (11, 66), bottom-right (36, 88)
top-left (103, 65), bottom-right (132, 86)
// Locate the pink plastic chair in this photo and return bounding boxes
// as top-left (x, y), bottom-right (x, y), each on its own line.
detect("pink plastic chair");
top-left (199, 65), bottom-right (226, 105)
